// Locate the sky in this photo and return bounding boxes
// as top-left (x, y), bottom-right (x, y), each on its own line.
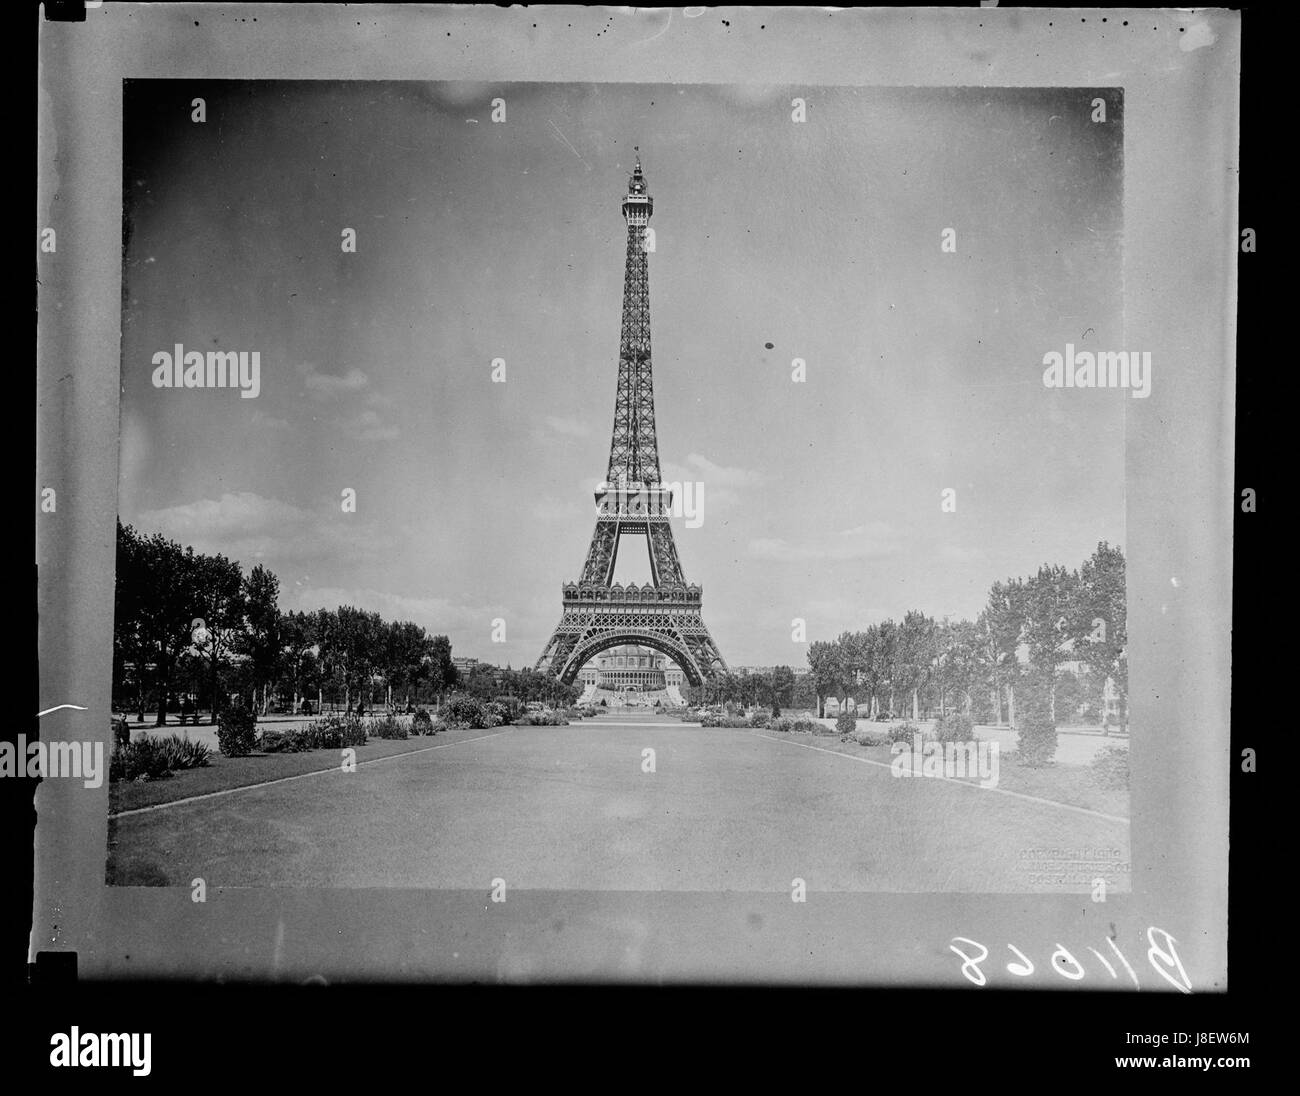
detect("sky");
top-left (118, 80), bottom-right (1125, 668)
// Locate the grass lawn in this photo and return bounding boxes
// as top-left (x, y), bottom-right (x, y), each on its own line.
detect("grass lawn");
top-left (755, 729), bottom-right (1128, 818)
top-left (107, 726), bottom-right (506, 815)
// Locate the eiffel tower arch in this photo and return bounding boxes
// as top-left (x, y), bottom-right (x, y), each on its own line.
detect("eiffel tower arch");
top-left (536, 153), bottom-right (727, 687)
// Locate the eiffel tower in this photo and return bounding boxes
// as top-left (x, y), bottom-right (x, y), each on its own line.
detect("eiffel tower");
top-left (536, 152), bottom-right (727, 687)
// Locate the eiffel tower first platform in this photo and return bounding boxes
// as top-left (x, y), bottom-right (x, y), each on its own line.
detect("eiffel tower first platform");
top-left (535, 154), bottom-right (727, 687)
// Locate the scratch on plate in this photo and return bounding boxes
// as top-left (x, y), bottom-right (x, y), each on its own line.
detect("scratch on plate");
top-left (548, 119), bottom-right (591, 171)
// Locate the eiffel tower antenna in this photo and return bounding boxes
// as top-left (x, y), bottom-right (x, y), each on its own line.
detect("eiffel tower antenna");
top-left (535, 156), bottom-right (727, 687)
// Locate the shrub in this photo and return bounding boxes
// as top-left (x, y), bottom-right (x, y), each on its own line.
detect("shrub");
top-left (1090, 745), bottom-right (1129, 789)
top-left (835, 709), bottom-right (858, 735)
top-left (934, 712), bottom-right (975, 744)
top-left (1015, 695), bottom-right (1058, 767)
top-left (748, 711), bottom-right (770, 728)
top-left (770, 717), bottom-right (793, 733)
top-left (217, 703), bottom-right (258, 757)
top-left (442, 694), bottom-right (492, 729)
top-left (431, 719), bottom-right (450, 734)
top-left (854, 730), bottom-right (889, 747)
top-left (300, 714), bottom-right (368, 749)
top-left (700, 714), bottom-right (751, 728)
top-left (112, 717), bottom-right (131, 749)
top-left (154, 734), bottom-right (211, 770)
top-left (258, 729), bottom-right (310, 753)
top-left (811, 721), bottom-right (839, 736)
top-left (109, 736), bottom-right (176, 782)
top-left (367, 713), bottom-right (408, 740)
top-left (888, 721), bottom-right (920, 746)
top-left (412, 708), bottom-right (433, 734)
top-left (516, 710), bottom-right (567, 726)
top-left (492, 696), bottom-right (527, 723)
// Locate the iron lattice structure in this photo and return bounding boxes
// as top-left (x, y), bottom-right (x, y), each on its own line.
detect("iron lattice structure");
top-left (536, 155), bottom-right (727, 687)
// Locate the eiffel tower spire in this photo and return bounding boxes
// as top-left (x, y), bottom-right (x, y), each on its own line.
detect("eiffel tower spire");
top-left (535, 154), bottom-right (727, 687)
top-left (605, 151), bottom-right (662, 488)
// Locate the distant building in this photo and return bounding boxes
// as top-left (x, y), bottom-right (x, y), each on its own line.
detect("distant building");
top-left (596, 645), bottom-right (666, 691)
top-left (452, 657), bottom-right (480, 676)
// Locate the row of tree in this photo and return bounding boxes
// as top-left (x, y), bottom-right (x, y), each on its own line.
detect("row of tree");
top-left (802, 542), bottom-right (1127, 728)
top-left (455, 663), bottom-right (582, 709)
top-left (682, 666), bottom-right (809, 712)
top-left (112, 522), bottom-right (457, 723)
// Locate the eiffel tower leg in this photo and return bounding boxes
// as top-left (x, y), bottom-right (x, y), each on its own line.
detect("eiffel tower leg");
top-left (579, 519), bottom-right (619, 586)
top-left (646, 517), bottom-right (685, 588)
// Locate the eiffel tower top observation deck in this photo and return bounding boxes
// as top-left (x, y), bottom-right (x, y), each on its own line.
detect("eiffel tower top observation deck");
top-left (534, 152), bottom-right (727, 686)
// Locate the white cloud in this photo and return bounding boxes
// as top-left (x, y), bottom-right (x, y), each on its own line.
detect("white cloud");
top-left (297, 362), bottom-right (370, 399)
top-left (342, 408), bottom-right (400, 441)
top-left (660, 453), bottom-right (761, 509)
top-left (131, 492), bottom-right (394, 565)
top-left (136, 492), bottom-right (312, 541)
top-left (291, 365), bottom-right (397, 436)
top-left (250, 409), bottom-right (292, 430)
top-left (681, 453), bottom-right (762, 487)
top-left (290, 586), bottom-right (519, 637)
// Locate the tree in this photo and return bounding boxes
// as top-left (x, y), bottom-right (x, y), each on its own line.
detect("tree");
top-left (313, 609), bottom-right (343, 708)
top-left (1019, 563), bottom-right (1078, 721)
top-left (1071, 542), bottom-right (1127, 732)
top-left (874, 620), bottom-right (899, 715)
top-left (769, 666), bottom-right (795, 716)
top-left (983, 580), bottom-right (1025, 726)
top-left (241, 563), bottom-right (281, 714)
top-left (838, 630), bottom-right (869, 713)
top-left (426, 635), bottom-right (454, 702)
top-left (279, 610), bottom-right (320, 711)
top-left (989, 564), bottom-right (1077, 765)
top-left (852, 627), bottom-right (883, 718)
top-left (129, 531), bottom-right (208, 726)
top-left (894, 610), bottom-right (937, 720)
top-left (325, 606), bottom-right (384, 708)
top-left (934, 618), bottom-right (981, 717)
top-left (191, 552), bottom-right (246, 723)
top-left (383, 620), bottom-right (431, 705)
top-left (113, 522), bottom-right (151, 721)
top-left (807, 640), bottom-right (846, 717)
top-left (791, 671), bottom-right (817, 712)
